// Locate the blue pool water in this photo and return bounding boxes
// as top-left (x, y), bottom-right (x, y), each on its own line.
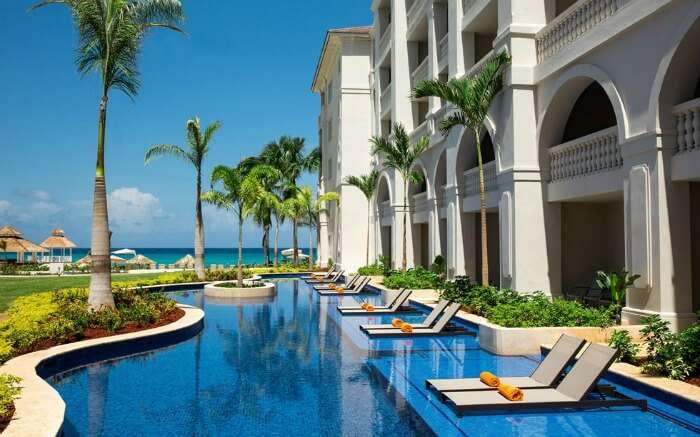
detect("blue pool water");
top-left (49, 280), bottom-right (699, 436)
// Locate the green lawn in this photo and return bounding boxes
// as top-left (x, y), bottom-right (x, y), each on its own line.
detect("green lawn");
top-left (0, 273), bottom-right (165, 312)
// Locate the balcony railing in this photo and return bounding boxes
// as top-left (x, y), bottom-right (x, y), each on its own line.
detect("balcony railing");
top-left (673, 97), bottom-right (700, 154)
top-left (412, 191), bottom-right (430, 212)
top-left (36, 255), bottom-right (73, 263)
top-left (380, 199), bottom-right (393, 218)
top-left (407, 0), bottom-right (424, 28)
top-left (548, 126), bottom-right (621, 182)
top-left (535, 0), bottom-right (631, 63)
top-left (462, 0), bottom-right (477, 12)
top-left (411, 56), bottom-right (429, 88)
top-left (409, 119), bottom-right (430, 143)
top-left (380, 83), bottom-right (392, 114)
top-left (463, 161), bottom-right (497, 196)
top-left (438, 34), bottom-right (449, 67)
top-left (379, 23), bottom-right (392, 55)
top-left (464, 49), bottom-right (494, 79)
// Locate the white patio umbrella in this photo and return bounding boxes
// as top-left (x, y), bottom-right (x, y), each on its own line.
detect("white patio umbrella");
top-left (112, 248), bottom-right (136, 257)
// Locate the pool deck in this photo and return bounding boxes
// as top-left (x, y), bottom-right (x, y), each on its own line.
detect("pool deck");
top-left (0, 304), bottom-right (204, 437)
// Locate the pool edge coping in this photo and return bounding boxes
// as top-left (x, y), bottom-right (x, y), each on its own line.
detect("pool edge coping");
top-left (0, 304), bottom-right (205, 437)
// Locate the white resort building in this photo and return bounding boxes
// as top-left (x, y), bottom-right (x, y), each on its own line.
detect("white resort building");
top-left (313, 0), bottom-right (700, 331)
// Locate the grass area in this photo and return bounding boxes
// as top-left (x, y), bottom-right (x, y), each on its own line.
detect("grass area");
top-left (0, 273), bottom-right (165, 312)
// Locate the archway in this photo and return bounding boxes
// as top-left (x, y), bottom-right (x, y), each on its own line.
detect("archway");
top-left (376, 173), bottom-right (393, 266)
top-left (408, 163), bottom-right (430, 268)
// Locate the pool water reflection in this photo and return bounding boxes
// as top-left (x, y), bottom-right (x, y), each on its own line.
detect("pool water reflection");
top-left (50, 280), bottom-right (698, 436)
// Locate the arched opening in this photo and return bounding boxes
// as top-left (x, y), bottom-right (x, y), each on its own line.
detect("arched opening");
top-left (409, 164), bottom-right (429, 268)
top-left (376, 175), bottom-right (393, 266)
top-left (654, 17), bottom-right (700, 313)
top-left (434, 151), bottom-right (447, 261)
top-left (539, 74), bottom-right (625, 299)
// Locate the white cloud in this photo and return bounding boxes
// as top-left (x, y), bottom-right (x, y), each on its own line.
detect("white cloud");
top-left (107, 187), bottom-right (170, 234)
top-left (0, 200), bottom-right (10, 214)
top-left (30, 190), bottom-right (51, 201)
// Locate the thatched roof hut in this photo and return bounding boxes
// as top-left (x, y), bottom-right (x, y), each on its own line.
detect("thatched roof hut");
top-left (127, 254), bottom-right (156, 266)
top-left (0, 225), bottom-right (47, 262)
top-left (174, 254), bottom-right (195, 268)
top-left (40, 229), bottom-right (77, 249)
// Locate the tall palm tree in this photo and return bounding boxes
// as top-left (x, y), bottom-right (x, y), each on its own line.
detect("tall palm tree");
top-left (31, 0), bottom-right (185, 309)
top-left (412, 51), bottom-right (510, 285)
top-left (294, 187), bottom-right (339, 270)
top-left (201, 164), bottom-right (249, 287)
top-left (240, 164), bottom-right (283, 267)
top-left (371, 124), bottom-right (428, 271)
top-left (344, 169), bottom-right (379, 266)
top-left (145, 117), bottom-right (221, 280)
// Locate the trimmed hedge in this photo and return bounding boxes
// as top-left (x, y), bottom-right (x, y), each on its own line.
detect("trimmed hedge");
top-left (382, 267), bottom-right (444, 290)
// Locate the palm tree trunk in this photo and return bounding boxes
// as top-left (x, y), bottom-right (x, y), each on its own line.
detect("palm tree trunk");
top-left (475, 134), bottom-right (489, 286)
top-left (366, 200), bottom-right (371, 266)
top-left (88, 95), bottom-right (114, 310)
top-left (293, 218), bottom-right (299, 266)
top-left (402, 180), bottom-right (408, 271)
top-left (263, 224), bottom-right (271, 266)
top-left (194, 169), bottom-right (206, 280)
top-left (237, 214), bottom-right (243, 287)
top-left (273, 218), bottom-right (279, 268)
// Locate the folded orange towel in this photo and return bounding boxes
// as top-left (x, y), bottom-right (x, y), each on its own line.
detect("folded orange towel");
top-left (479, 371), bottom-right (500, 388)
top-left (361, 302), bottom-right (369, 309)
top-left (336, 287), bottom-right (345, 293)
top-left (365, 304), bottom-right (375, 312)
top-left (391, 318), bottom-right (404, 328)
top-left (328, 283), bottom-right (336, 290)
top-left (497, 384), bottom-right (524, 401)
top-left (400, 323), bottom-right (413, 333)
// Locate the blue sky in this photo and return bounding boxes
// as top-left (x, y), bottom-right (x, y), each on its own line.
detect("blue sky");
top-left (0, 1), bottom-right (371, 248)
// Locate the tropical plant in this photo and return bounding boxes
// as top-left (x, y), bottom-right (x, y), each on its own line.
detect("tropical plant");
top-left (285, 187), bottom-right (339, 270)
top-left (382, 267), bottom-right (443, 290)
top-left (370, 124), bottom-right (428, 271)
top-left (344, 169), bottom-right (379, 266)
top-left (413, 51), bottom-right (510, 285)
top-left (430, 254), bottom-right (446, 277)
top-left (200, 164), bottom-right (250, 287)
top-left (595, 270), bottom-right (640, 308)
top-left (640, 315), bottom-right (692, 380)
top-left (608, 330), bottom-right (639, 364)
top-left (32, 0), bottom-right (185, 309)
top-left (145, 117), bottom-right (221, 281)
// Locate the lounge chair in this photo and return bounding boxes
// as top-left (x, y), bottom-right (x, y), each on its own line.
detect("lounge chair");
top-left (425, 334), bottom-right (586, 397)
top-left (337, 289), bottom-right (416, 315)
top-left (314, 274), bottom-right (361, 290)
top-left (306, 270), bottom-right (344, 284)
top-left (301, 266), bottom-right (336, 280)
top-left (441, 344), bottom-right (647, 416)
top-left (337, 288), bottom-right (408, 310)
top-left (317, 277), bottom-right (372, 296)
top-left (360, 300), bottom-right (451, 331)
top-left (363, 302), bottom-right (468, 337)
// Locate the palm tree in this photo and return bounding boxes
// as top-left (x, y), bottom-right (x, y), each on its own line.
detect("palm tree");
top-left (371, 124), bottom-right (428, 271)
top-left (201, 164), bottom-right (250, 287)
top-left (293, 187), bottom-right (339, 270)
top-left (31, 0), bottom-right (185, 309)
top-left (412, 51), bottom-right (510, 285)
top-left (145, 117), bottom-right (221, 281)
top-left (344, 169), bottom-right (379, 266)
top-left (258, 137), bottom-right (318, 265)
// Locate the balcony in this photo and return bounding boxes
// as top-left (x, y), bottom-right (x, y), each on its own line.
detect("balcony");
top-left (674, 97), bottom-right (700, 155)
top-left (407, 0), bottom-right (425, 29)
top-left (548, 127), bottom-right (621, 183)
top-left (412, 192), bottom-right (431, 212)
top-left (36, 255), bottom-right (73, 263)
top-left (463, 161), bottom-right (497, 196)
top-left (535, 0), bottom-right (631, 63)
top-left (411, 56), bottom-right (429, 88)
top-left (379, 24), bottom-right (392, 57)
top-left (438, 34), bottom-right (449, 69)
top-left (409, 119), bottom-right (430, 144)
top-left (380, 83), bottom-right (392, 115)
top-left (464, 49), bottom-right (494, 79)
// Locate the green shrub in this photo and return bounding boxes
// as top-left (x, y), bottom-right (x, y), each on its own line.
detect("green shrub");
top-left (357, 263), bottom-right (384, 276)
top-left (383, 267), bottom-right (443, 290)
top-left (0, 374), bottom-right (21, 420)
top-left (487, 297), bottom-right (615, 328)
top-left (640, 315), bottom-right (693, 380)
top-left (608, 330), bottom-right (639, 363)
top-left (430, 255), bottom-right (446, 277)
top-left (678, 321), bottom-right (700, 375)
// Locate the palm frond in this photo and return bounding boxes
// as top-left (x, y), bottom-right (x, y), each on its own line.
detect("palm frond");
top-left (202, 120), bottom-right (222, 148)
top-left (439, 111), bottom-right (467, 135)
top-left (144, 143), bottom-right (189, 165)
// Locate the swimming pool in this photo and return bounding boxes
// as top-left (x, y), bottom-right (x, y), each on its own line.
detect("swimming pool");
top-left (49, 280), bottom-right (699, 436)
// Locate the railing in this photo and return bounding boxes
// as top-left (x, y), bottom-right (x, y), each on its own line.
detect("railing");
top-left (548, 126), bottom-right (621, 182)
top-left (379, 23), bottom-right (392, 55)
top-left (463, 161), bottom-right (497, 196)
top-left (673, 97), bottom-right (700, 154)
top-left (380, 199), bottom-right (393, 218)
top-left (411, 56), bottom-right (429, 88)
top-left (380, 84), bottom-right (392, 114)
top-left (462, 0), bottom-right (478, 12)
top-left (464, 49), bottom-right (494, 79)
top-left (412, 191), bottom-right (430, 212)
top-left (410, 119), bottom-right (430, 143)
top-left (36, 255), bottom-right (73, 263)
top-left (407, 0), bottom-right (424, 28)
top-left (535, 0), bottom-right (631, 63)
top-left (438, 34), bottom-right (449, 66)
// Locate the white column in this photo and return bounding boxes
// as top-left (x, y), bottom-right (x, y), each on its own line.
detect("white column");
top-left (448, 0), bottom-right (465, 78)
top-left (427, 3), bottom-right (441, 114)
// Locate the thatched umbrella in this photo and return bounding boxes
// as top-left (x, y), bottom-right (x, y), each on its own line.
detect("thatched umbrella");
top-left (127, 254), bottom-right (156, 267)
top-left (174, 254), bottom-right (195, 268)
top-left (0, 225), bottom-right (47, 263)
top-left (76, 254), bottom-right (127, 266)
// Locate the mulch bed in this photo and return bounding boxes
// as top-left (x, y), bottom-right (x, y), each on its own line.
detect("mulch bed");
top-left (0, 405), bottom-right (14, 433)
top-left (82, 307), bottom-right (185, 340)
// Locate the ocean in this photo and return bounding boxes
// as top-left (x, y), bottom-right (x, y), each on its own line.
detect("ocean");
top-left (70, 248), bottom-right (311, 267)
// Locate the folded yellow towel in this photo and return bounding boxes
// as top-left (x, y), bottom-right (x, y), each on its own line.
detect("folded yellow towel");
top-left (497, 384), bottom-right (524, 401)
top-left (366, 304), bottom-right (375, 312)
top-left (479, 371), bottom-right (500, 388)
top-left (391, 318), bottom-right (404, 328)
top-left (400, 323), bottom-right (413, 333)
